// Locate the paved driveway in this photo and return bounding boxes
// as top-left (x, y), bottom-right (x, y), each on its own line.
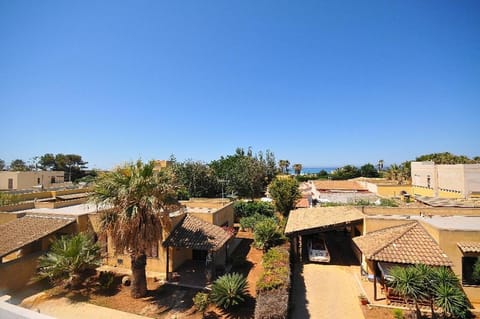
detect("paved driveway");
top-left (291, 263), bottom-right (365, 319)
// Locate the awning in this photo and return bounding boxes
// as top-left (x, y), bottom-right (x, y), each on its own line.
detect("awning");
top-left (457, 242), bottom-right (480, 254)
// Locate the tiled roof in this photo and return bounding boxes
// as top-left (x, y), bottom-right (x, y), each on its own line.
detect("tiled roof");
top-left (313, 180), bottom-right (367, 191)
top-left (0, 214), bottom-right (75, 258)
top-left (353, 222), bottom-right (452, 266)
top-left (295, 197), bottom-right (310, 208)
top-left (163, 214), bottom-right (232, 251)
top-left (285, 206), bottom-right (364, 235)
top-left (457, 242), bottom-right (480, 253)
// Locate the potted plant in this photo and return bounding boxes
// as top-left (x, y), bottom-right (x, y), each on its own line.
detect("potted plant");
top-left (358, 293), bottom-right (369, 305)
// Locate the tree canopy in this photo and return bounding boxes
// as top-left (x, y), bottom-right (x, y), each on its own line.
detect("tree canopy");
top-left (39, 153), bottom-right (88, 181)
top-left (268, 177), bottom-right (301, 216)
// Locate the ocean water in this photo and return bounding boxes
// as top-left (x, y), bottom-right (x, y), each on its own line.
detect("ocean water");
top-left (295, 167), bottom-right (336, 175)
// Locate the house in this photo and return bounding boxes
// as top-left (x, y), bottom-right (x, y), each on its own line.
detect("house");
top-left (411, 161), bottom-right (480, 199)
top-left (310, 180), bottom-right (377, 203)
top-left (94, 199), bottom-right (235, 280)
top-left (0, 171), bottom-right (65, 190)
top-left (353, 213), bottom-right (480, 304)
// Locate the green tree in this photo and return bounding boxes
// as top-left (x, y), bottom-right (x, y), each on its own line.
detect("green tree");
top-left (172, 159), bottom-right (220, 197)
top-left (210, 147), bottom-right (276, 199)
top-left (90, 160), bottom-right (180, 298)
top-left (360, 163), bottom-right (379, 178)
top-left (472, 258), bottom-right (480, 284)
top-left (39, 153), bottom-right (88, 181)
top-left (330, 165), bottom-right (361, 180)
top-left (377, 159), bottom-right (384, 172)
top-left (416, 152), bottom-right (475, 164)
top-left (10, 159), bottom-right (29, 171)
top-left (268, 177), bottom-right (301, 216)
top-left (0, 158), bottom-right (5, 170)
top-left (38, 233), bottom-right (101, 289)
top-left (210, 272), bottom-right (249, 310)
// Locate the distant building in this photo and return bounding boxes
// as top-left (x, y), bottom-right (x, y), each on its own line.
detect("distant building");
top-left (0, 171), bottom-right (65, 191)
top-left (153, 160), bottom-right (173, 171)
top-left (411, 161), bottom-right (480, 199)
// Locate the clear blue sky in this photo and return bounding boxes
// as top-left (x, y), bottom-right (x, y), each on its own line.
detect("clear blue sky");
top-left (1, 0), bottom-right (479, 170)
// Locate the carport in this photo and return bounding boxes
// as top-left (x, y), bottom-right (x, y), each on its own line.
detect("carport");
top-left (285, 206), bottom-right (365, 263)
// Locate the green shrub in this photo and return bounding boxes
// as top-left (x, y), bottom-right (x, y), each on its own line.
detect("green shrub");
top-left (0, 193), bottom-right (21, 206)
top-left (98, 271), bottom-right (116, 290)
top-left (239, 214), bottom-right (275, 231)
top-left (193, 291), bottom-right (210, 313)
top-left (256, 247), bottom-right (290, 292)
top-left (392, 308), bottom-right (404, 319)
top-left (472, 258), bottom-right (480, 284)
top-left (210, 272), bottom-right (248, 310)
top-left (253, 218), bottom-right (284, 251)
top-left (234, 201), bottom-right (274, 220)
top-left (380, 198), bottom-right (398, 207)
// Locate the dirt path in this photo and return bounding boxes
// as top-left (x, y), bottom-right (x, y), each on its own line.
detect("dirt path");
top-left (291, 263), bottom-right (365, 319)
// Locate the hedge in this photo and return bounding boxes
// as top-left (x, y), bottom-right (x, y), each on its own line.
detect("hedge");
top-left (254, 245), bottom-right (291, 319)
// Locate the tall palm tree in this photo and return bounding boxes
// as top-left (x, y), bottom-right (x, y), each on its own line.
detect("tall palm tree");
top-left (90, 160), bottom-right (181, 298)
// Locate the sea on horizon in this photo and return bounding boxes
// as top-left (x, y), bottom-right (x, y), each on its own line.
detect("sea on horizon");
top-left (293, 167), bottom-right (336, 175)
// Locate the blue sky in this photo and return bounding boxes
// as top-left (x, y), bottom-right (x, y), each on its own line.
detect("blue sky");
top-left (1, 1), bottom-right (479, 170)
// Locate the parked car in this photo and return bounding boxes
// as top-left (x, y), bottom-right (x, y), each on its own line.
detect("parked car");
top-left (308, 236), bottom-right (330, 263)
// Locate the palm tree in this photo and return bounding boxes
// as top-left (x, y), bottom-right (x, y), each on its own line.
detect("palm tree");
top-left (278, 160), bottom-right (290, 174)
top-left (38, 233), bottom-right (101, 289)
top-left (90, 160), bottom-right (181, 298)
top-left (389, 266), bottom-right (427, 318)
top-left (431, 267), bottom-right (469, 319)
top-left (293, 163), bottom-right (302, 175)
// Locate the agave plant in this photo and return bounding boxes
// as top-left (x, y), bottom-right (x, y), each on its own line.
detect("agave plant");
top-left (210, 272), bottom-right (248, 310)
top-left (38, 232), bottom-right (101, 288)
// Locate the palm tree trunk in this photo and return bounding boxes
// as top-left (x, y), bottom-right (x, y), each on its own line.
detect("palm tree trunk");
top-left (131, 252), bottom-right (147, 298)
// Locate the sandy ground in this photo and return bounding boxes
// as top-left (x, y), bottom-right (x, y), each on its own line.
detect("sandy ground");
top-left (291, 263), bottom-right (365, 319)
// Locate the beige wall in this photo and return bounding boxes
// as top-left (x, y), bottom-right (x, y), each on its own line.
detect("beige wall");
top-left (362, 206), bottom-right (480, 217)
top-left (411, 162), bottom-right (480, 198)
top-left (363, 216), bottom-right (480, 304)
top-left (0, 252), bottom-right (42, 292)
top-left (0, 171), bottom-right (65, 190)
top-left (189, 202), bottom-right (234, 227)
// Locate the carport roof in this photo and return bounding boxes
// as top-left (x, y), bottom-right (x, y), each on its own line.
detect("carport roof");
top-left (285, 206), bottom-right (364, 235)
top-left (353, 222), bottom-right (452, 266)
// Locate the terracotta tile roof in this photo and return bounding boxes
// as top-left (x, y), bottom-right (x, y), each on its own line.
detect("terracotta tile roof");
top-left (295, 197), bottom-right (310, 208)
top-left (0, 214), bottom-right (75, 258)
top-left (353, 222), bottom-right (452, 266)
top-left (313, 180), bottom-right (367, 191)
top-left (163, 214), bottom-right (232, 251)
top-left (457, 242), bottom-right (480, 253)
top-left (285, 206), bottom-right (364, 235)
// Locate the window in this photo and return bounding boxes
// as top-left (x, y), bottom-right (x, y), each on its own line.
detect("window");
top-left (147, 242), bottom-right (158, 258)
top-left (427, 175), bottom-right (431, 188)
top-left (37, 178), bottom-right (41, 184)
top-left (462, 256), bottom-right (480, 285)
top-left (51, 177), bottom-right (56, 184)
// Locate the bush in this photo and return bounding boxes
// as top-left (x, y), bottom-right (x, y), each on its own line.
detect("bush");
top-left (98, 271), bottom-right (116, 290)
top-left (210, 272), bottom-right (248, 310)
top-left (253, 218), bottom-right (284, 251)
top-left (239, 214), bottom-right (276, 231)
top-left (193, 291), bottom-right (210, 313)
top-left (255, 245), bottom-right (291, 319)
top-left (379, 198), bottom-right (398, 207)
top-left (472, 258), bottom-right (480, 284)
top-left (256, 247), bottom-right (290, 292)
top-left (234, 201), bottom-right (274, 220)
top-left (392, 308), bottom-right (404, 319)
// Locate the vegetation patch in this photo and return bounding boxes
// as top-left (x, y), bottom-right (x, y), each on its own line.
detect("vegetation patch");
top-left (255, 245), bottom-right (291, 319)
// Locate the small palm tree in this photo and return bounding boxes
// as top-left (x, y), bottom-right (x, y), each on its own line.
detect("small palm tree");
top-left (389, 266), bottom-right (426, 318)
top-left (38, 232), bottom-right (101, 288)
top-left (210, 272), bottom-right (249, 310)
top-left (434, 284), bottom-right (468, 319)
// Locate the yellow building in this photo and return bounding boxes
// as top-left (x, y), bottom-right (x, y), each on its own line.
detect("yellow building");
top-left (411, 161), bottom-right (480, 199)
top-left (354, 212), bottom-right (480, 304)
top-left (96, 199), bottom-right (235, 280)
top-left (0, 171), bottom-right (65, 190)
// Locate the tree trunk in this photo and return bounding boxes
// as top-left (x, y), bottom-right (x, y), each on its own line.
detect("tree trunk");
top-left (130, 252), bottom-right (147, 298)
